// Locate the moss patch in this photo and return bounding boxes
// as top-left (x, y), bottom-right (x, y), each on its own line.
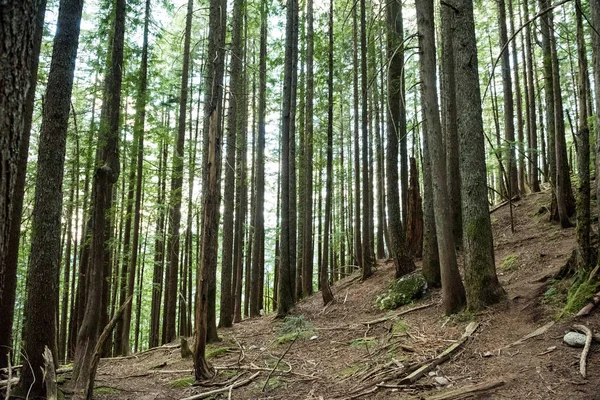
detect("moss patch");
top-left (275, 315), bottom-right (315, 344)
top-left (206, 345), bottom-right (230, 359)
top-left (376, 273), bottom-right (427, 310)
top-left (500, 254), bottom-right (519, 272)
top-left (391, 319), bottom-right (409, 335)
top-left (94, 386), bottom-right (121, 395)
top-left (562, 279), bottom-right (599, 316)
top-left (350, 338), bottom-right (377, 351)
top-left (336, 364), bottom-right (363, 378)
top-left (169, 376), bottom-right (195, 388)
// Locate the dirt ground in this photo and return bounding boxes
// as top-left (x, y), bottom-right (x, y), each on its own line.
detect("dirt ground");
top-left (86, 189), bottom-right (599, 399)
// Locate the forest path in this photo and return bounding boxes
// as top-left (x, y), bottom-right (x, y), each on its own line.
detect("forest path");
top-left (91, 189), bottom-right (599, 400)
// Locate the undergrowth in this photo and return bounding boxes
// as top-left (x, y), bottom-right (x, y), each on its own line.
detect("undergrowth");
top-left (275, 315), bottom-right (315, 344)
top-left (500, 254), bottom-right (519, 272)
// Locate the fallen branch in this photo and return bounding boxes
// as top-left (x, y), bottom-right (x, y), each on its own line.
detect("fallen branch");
top-left (573, 324), bottom-right (593, 378)
top-left (399, 322), bottom-right (479, 384)
top-left (362, 302), bottom-right (437, 325)
top-left (502, 321), bottom-right (554, 349)
top-left (43, 346), bottom-right (58, 400)
top-left (78, 295), bottom-right (132, 400)
top-left (5, 355), bottom-right (12, 398)
top-left (425, 379), bottom-right (505, 400)
top-left (262, 333), bottom-right (298, 391)
top-left (576, 291), bottom-right (600, 317)
top-left (179, 372), bottom-right (260, 400)
top-left (490, 196), bottom-right (519, 214)
top-left (0, 377), bottom-right (19, 389)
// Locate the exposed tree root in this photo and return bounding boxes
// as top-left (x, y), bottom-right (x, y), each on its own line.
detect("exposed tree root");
top-left (425, 379), bottom-right (505, 400)
top-left (179, 372), bottom-right (260, 400)
top-left (573, 324), bottom-right (593, 378)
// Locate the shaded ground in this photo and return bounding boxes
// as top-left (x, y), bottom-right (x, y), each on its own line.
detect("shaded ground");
top-left (86, 190), bottom-right (599, 399)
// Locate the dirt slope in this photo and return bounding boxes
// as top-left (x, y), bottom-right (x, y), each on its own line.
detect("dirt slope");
top-left (89, 190), bottom-right (599, 400)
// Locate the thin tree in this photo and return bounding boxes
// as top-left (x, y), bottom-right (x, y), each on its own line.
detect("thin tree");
top-left (0, 0), bottom-right (46, 370)
top-left (163, 0), bottom-right (193, 344)
top-left (352, 5), bottom-right (362, 270)
top-left (193, 0), bottom-right (227, 379)
top-left (590, 0), bottom-right (600, 245)
top-left (71, 0), bottom-right (125, 391)
top-left (386, 0), bottom-right (415, 279)
top-left (121, 0), bottom-right (150, 354)
top-left (278, 0), bottom-right (299, 317)
top-left (522, 0), bottom-right (539, 193)
top-left (251, 0), bottom-right (267, 318)
top-left (220, 0), bottom-right (244, 328)
top-left (320, 0), bottom-right (335, 306)
top-left (17, 0), bottom-right (84, 393)
top-left (360, 0), bottom-right (373, 280)
top-left (449, 0), bottom-right (505, 311)
top-left (417, 0), bottom-right (465, 315)
top-left (302, 0), bottom-right (315, 298)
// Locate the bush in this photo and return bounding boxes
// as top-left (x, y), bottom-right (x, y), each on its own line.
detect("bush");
top-left (376, 273), bottom-right (427, 310)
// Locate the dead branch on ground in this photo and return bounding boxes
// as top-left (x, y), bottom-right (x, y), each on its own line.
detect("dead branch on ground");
top-left (425, 379), bottom-right (505, 400)
top-left (262, 334), bottom-right (298, 391)
top-left (179, 372), bottom-right (260, 400)
top-left (362, 302), bottom-right (437, 325)
top-left (573, 324), bottom-right (593, 378)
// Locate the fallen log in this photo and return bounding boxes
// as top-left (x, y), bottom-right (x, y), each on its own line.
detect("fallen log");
top-left (425, 379), bottom-right (505, 400)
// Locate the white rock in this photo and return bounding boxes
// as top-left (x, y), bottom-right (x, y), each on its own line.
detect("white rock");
top-left (563, 332), bottom-right (587, 348)
top-left (310, 335), bottom-right (318, 340)
top-left (428, 371), bottom-right (437, 377)
top-left (248, 345), bottom-right (258, 350)
top-left (434, 376), bottom-right (450, 386)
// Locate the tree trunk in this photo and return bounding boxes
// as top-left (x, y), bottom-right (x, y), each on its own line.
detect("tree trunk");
top-left (406, 158), bottom-right (423, 258)
top-left (417, 0), bottom-right (466, 315)
top-left (251, 0), bottom-right (267, 318)
top-left (0, 0), bottom-right (46, 370)
top-left (220, 0), bottom-right (244, 328)
top-left (320, 0), bottom-right (335, 306)
top-left (590, 0), bottom-right (600, 254)
top-left (18, 0), bottom-right (84, 392)
top-left (522, 0), bottom-right (539, 193)
top-left (194, 0), bottom-right (227, 379)
top-left (72, 0), bottom-right (125, 390)
top-left (352, 5), bottom-right (362, 269)
top-left (449, 0), bottom-right (505, 311)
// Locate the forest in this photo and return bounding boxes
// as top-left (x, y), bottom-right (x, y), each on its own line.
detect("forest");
top-left (1, 0), bottom-right (600, 398)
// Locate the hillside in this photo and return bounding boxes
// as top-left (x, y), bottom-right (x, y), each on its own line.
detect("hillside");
top-left (89, 190), bottom-right (599, 400)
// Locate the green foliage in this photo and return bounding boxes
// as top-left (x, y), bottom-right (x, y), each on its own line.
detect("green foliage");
top-left (275, 315), bottom-right (315, 344)
top-left (169, 376), bottom-right (194, 388)
top-left (206, 345), bottom-right (230, 359)
top-left (500, 254), bottom-right (519, 272)
top-left (95, 386), bottom-right (121, 395)
top-left (336, 364), bottom-right (364, 378)
top-left (350, 338), bottom-right (377, 351)
top-left (375, 274), bottom-right (427, 310)
top-left (391, 319), bottom-right (409, 335)
top-left (562, 279), bottom-right (599, 316)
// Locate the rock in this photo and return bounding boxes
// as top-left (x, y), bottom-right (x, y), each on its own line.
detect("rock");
top-left (248, 345), bottom-right (258, 350)
top-left (434, 376), bottom-right (450, 386)
top-left (428, 371), bottom-right (437, 377)
top-left (482, 351), bottom-right (493, 358)
top-left (375, 273), bottom-right (428, 311)
top-left (310, 335), bottom-right (318, 341)
top-left (563, 331), bottom-right (587, 348)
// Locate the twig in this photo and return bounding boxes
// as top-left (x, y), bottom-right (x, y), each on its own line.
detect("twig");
top-left (262, 333), bottom-right (298, 391)
top-left (179, 372), bottom-right (260, 400)
top-left (573, 324), bottom-right (593, 378)
top-left (43, 346), bottom-right (58, 400)
top-left (425, 379), bottom-right (505, 400)
top-left (502, 321), bottom-right (555, 349)
top-left (362, 302), bottom-right (436, 325)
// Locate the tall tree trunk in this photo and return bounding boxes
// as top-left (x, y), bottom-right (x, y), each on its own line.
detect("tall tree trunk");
top-left (575, 0), bottom-right (590, 270)
top-left (220, 0), bottom-right (244, 328)
top-left (121, 0), bottom-right (150, 354)
top-left (352, 5), bottom-right (362, 269)
top-left (0, 0), bottom-right (46, 370)
top-left (320, 0), bottom-right (335, 306)
top-left (164, 0), bottom-right (193, 344)
top-left (523, 0), bottom-right (539, 193)
top-left (72, 0), bottom-right (125, 392)
top-left (386, 0), bottom-right (415, 279)
top-left (590, 0), bottom-right (600, 253)
top-left (497, 0), bottom-right (519, 196)
top-left (417, 0), bottom-right (465, 315)
top-left (360, 0), bottom-right (373, 280)
top-left (449, 0), bottom-right (505, 311)
top-left (508, 0), bottom-right (526, 194)
top-left (278, 0), bottom-right (299, 317)
top-left (302, 0), bottom-right (315, 298)
top-left (251, 0), bottom-right (267, 318)
top-left (194, 0), bottom-right (227, 379)
top-left (440, 3), bottom-right (462, 248)
top-left (19, 0), bottom-right (84, 391)
top-left (60, 162), bottom-right (76, 362)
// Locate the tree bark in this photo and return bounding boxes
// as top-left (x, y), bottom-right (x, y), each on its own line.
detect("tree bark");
top-left (0, 0), bottom-right (46, 370)
top-left (449, 0), bottom-right (505, 311)
top-left (417, 0), bottom-right (466, 315)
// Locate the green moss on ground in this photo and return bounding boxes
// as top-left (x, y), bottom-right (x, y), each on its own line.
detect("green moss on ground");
top-left (500, 254), bottom-right (519, 272)
top-left (205, 345), bottom-right (230, 359)
top-left (169, 376), bottom-right (195, 388)
top-left (376, 273), bottom-right (427, 310)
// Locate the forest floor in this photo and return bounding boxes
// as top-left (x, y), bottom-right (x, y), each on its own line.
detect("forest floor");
top-left (88, 189), bottom-right (599, 399)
